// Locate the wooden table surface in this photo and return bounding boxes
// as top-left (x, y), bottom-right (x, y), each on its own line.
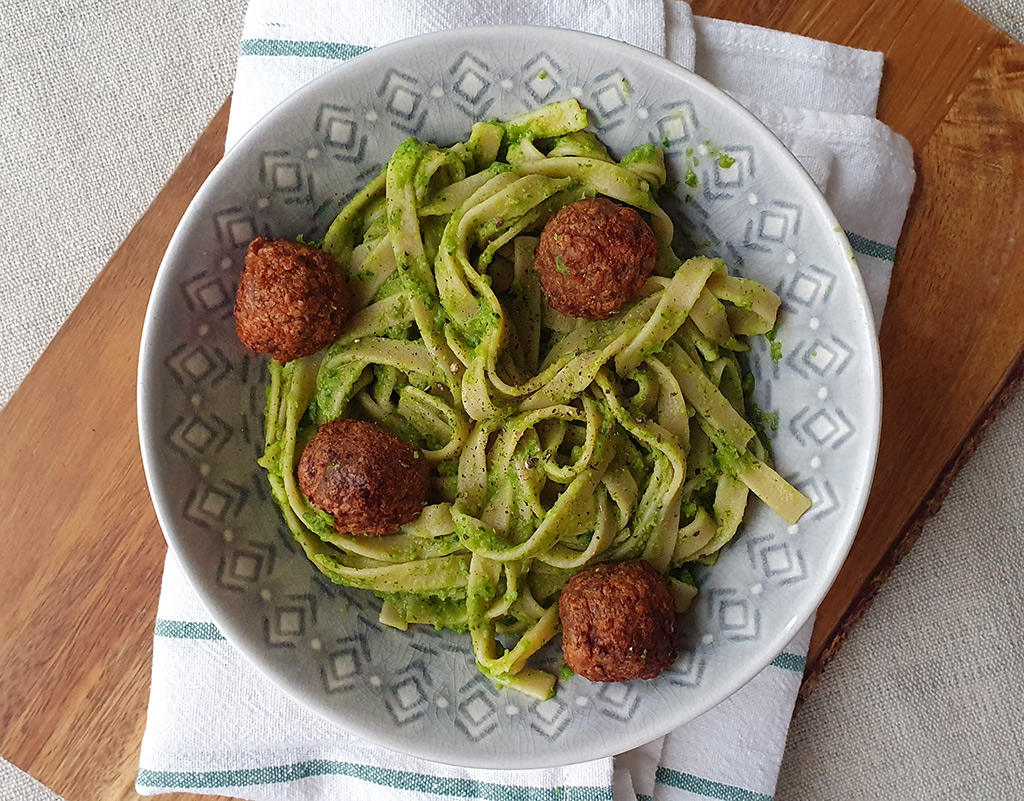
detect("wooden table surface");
top-left (2, 1), bottom-right (1023, 799)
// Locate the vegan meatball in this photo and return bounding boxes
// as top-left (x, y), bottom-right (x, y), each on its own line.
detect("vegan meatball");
top-left (559, 559), bottom-right (676, 682)
top-left (298, 419), bottom-right (429, 535)
top-left (534, 197), bottom-right (658, 320)
top-left (234, 237), bottom-right (350, 363)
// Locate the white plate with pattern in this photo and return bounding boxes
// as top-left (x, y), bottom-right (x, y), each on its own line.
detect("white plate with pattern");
top-left (138, 25), bottom-right (880, 768)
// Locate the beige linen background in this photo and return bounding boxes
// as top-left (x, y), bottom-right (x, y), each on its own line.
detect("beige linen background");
top-left (963, 0), bottom-right (1024, 39)
top-left (1, 2), bottom-right (1021, 799)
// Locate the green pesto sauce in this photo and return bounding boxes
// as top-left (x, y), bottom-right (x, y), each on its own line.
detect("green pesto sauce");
top-left (294, 233), bottom-right (325, 249)
top-left (765, 323), bottom-right (783, 362)
top-left (620, 142), bottom-right (658, 166)
top-left (710, 434), bottom-right (742, 480)
top-left (389, 138), bottom-right (424, 186)
top-left (749, 402), bottom-right (780, 452)
top-left (672, 565), bottom-right (697, 586)
top-left (703, 141), bottom-right (735, 171)
top-left (741, 372), bottom-right (756, 398)
top-left (470, 583), bottom-right (498, 604)
top-left (463, 306), bottom-right (501, 347)
top-left (436, 459), bottom-right (459, 478)
top-left (456, 514), bottom-right (509, 552)
top-left (303, 510), bottom-right (337, 541)
top-left (380, 591), bottom-right (469, 632)
top-left (753, 404), bottom-right (780, 434)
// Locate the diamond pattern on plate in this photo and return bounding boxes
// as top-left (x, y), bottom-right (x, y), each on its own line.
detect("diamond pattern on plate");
top-left (530, 696), bottom-right (571, 740)
top-left (758, 542), bottom-right (807, 585)
top-left (448, 52), bottom-right (496, 118)
top-left (321, 634), bottom-right (370, 693)
top-left (743, 200), bottom-right (802, 251)
top-left (182, 479), bottom-right (247, 529)
top-left (264, 593), bottom-right (318, 647)
top-left (717, 146), bottom-right (752, 185)
top-left (746, 534), bottom-right (807, 586)
top-left (377, 69), bottom-right (427, 135)
top-left (708, 589), bottom-right (761, 642)
top-left (703, 146), bottom-right (754, 201)
top-left (521, 52), bottom-right (563, 105)
top-left (166, 412), bottom-right (232, 461)
top-left (217, 542), bottom-right (275, 592)
top-left (596, 682), bottom-right (639, 721)
top-left (784, 336), bottom-right (853, 379)
top-left (758, 210), bottom-right (789, 242)
top-left (181, 271), bottom-right (235, 318)
top-left (384, 660), bottom-right (431, 726)
top-left (259, 151), bottom-right (313, 204)
top-left (796, 476), bottom-right (840, 520)
top-left (663, 650), bottom-right (706, 688)
top-left (455, 677), bottom-right (499, 741)
top-left (213, 207), bottom-right (259, 248)
top-left (164, 343), bottom-right (232, 387)
top-left (655, 103), bottom-right (698, 149)
top-left (789, 406), bottom-right (855, 448)
top-left (779, 264), bottom-right (837, 308)
top-left (766, 200), bottom-right (801, 239)
top-left (589, 69), bottom-right (632, 127)
top-left (316, 104), bottom-right (367, 163)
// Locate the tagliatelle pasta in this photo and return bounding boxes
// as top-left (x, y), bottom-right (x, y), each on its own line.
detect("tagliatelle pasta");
top-left (257, 100), bottom-right (811, 699)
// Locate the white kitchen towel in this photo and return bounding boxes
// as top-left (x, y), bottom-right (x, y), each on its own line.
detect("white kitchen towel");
top-left (137, 2), bottom-right (915, 799)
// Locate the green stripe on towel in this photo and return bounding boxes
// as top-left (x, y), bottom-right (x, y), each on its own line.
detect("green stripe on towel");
top-left (240, 38), bottom-right (371, 60)
top-left (153, 620), bottom-right (225, 640)
top-left (844, 230), bottom-right (896, 262)
top-left (655, 768), bottom-right (772, 801)
top-left (769, 651), bottom-right (806, 673)
top-left (139, 762), bottom-right (613, 799)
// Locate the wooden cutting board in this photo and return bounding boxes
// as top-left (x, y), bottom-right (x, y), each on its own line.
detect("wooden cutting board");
top-left (1, 2), bottom-right (1023, 799)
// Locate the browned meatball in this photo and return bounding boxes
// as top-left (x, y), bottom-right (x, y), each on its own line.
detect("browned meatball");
top-left (298, 419), bottom-right (429, 535)
top-left (234, 237), bottom-right (350, 363)
top-left (534, 197), bottom-right (658, 320)
top-left (559, 559), bottom-right (676, 682)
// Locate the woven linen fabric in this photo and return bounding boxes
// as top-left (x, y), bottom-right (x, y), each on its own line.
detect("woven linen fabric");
top-left (0, 0), bottom-right (247, 409)
top-left (962, 0), bottom-right (1024, 39)
top-left (0, 759), bottom-right (61, 801)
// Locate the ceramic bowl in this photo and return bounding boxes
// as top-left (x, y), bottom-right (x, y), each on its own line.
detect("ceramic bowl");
top-left (138, 25), bottom-right (880, 768)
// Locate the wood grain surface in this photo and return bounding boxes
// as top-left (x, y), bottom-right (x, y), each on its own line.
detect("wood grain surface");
top-left (1, 3), bottom-right (1023, 799)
